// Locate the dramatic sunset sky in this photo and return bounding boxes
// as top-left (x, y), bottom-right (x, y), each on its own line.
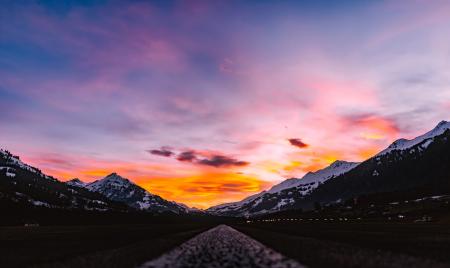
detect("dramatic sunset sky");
top-left (1, 0), bottom-right (450, 208)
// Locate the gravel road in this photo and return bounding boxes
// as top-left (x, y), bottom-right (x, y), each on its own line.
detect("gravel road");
top-left (139, 225), bottom-right (305, 268)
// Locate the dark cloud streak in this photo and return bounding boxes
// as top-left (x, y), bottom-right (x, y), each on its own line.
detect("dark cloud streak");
top-left (198, 155), bottom-right (249, 168)
top-left (177, 151), bottom-right (198, 162)
top-left (288, 138), bottom-right (308, 149)
top-left (150, 146), bottom-right (250, 168)
top-left (148, 147), bottom-right (174, 157)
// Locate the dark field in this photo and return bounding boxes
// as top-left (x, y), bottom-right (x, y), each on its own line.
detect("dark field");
top-left (234, 222), bottom-right (450, 268)
top-left (2, 221), bottom-right (450, 268)
top-left (0, 223), bottom-right (214, 268)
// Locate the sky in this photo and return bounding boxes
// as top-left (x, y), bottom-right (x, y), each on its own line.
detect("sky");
top-left (1, 0), bottom-right (450, 208)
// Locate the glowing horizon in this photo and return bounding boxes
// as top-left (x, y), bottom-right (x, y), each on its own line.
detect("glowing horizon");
top-left (1, 1), bottom-right (450, 208)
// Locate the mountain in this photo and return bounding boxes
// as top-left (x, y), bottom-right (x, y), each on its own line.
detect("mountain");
top-left (0, 149), bottom-right (127, 212)
top-left (301, 121), bottom-right (450, 207)
top-left (208, 120), bottom-right (450, 217)
top-left (70, 173), bottom-right (191, 214)
top-left (207, 160), bottom-right (359, 216)
top-left (66, 178), bottom-right (87, 188)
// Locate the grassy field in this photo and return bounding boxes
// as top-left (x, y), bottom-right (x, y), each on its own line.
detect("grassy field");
top-left (0, 223), bottom-right (214, 268)
top-left (234, 222), bottom-right (450, 268)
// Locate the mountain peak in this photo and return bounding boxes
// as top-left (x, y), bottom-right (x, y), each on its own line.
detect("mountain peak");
top-left (329, 160), bottom-right (358, 168)
top-left (102, 173), bottom-right (131, 183)
top-left (66, 178), bottom-right (87, 187)
top-left (85, 173), bottom-right (134, 194)
top-left (433, 120), bottom-right (450, 132)
top-left (105, 172), bottom-right (121, 178)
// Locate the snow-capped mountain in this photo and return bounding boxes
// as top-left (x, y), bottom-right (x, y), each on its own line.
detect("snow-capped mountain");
top-left (208, 120), bottom-right (450, 217)
top-left (207, 160), bottom-right (359, 216)
top-left (377, 120), bottom-right (450, 156)
top-left (76, 173), bottom-right (191, 214)
top-left (302, 120), bottom-right (450, 207)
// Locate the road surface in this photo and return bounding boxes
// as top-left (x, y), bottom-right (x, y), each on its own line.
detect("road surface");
top-left (139, 225), bottom-right (305, 268)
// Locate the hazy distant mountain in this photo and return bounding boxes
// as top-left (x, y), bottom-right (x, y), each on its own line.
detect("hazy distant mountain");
top-left (0, 150), bottom-right (126, 211)
top-left (70, 173), bottom-right (192, 214)
top-left (208, 120), bottom-right (450, 217)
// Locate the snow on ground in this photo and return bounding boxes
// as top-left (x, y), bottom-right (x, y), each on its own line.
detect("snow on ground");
top-left (140, 225), bottom-right (304, 268)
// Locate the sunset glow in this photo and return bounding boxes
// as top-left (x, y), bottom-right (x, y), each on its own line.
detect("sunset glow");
top-left (2, 1), bottom-right (450, 208)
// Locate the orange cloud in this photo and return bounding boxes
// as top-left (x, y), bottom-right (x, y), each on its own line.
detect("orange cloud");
top-left (283, 161), bottom-right (303, 172)
top-left (136, 172), bottom-right (271, 209)
top-left (344, 114), bottom-right (399, 141)
top-left (357, 146), bottom-right (380, 160)
top-left (23, 152), bottom-right (266, 208)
